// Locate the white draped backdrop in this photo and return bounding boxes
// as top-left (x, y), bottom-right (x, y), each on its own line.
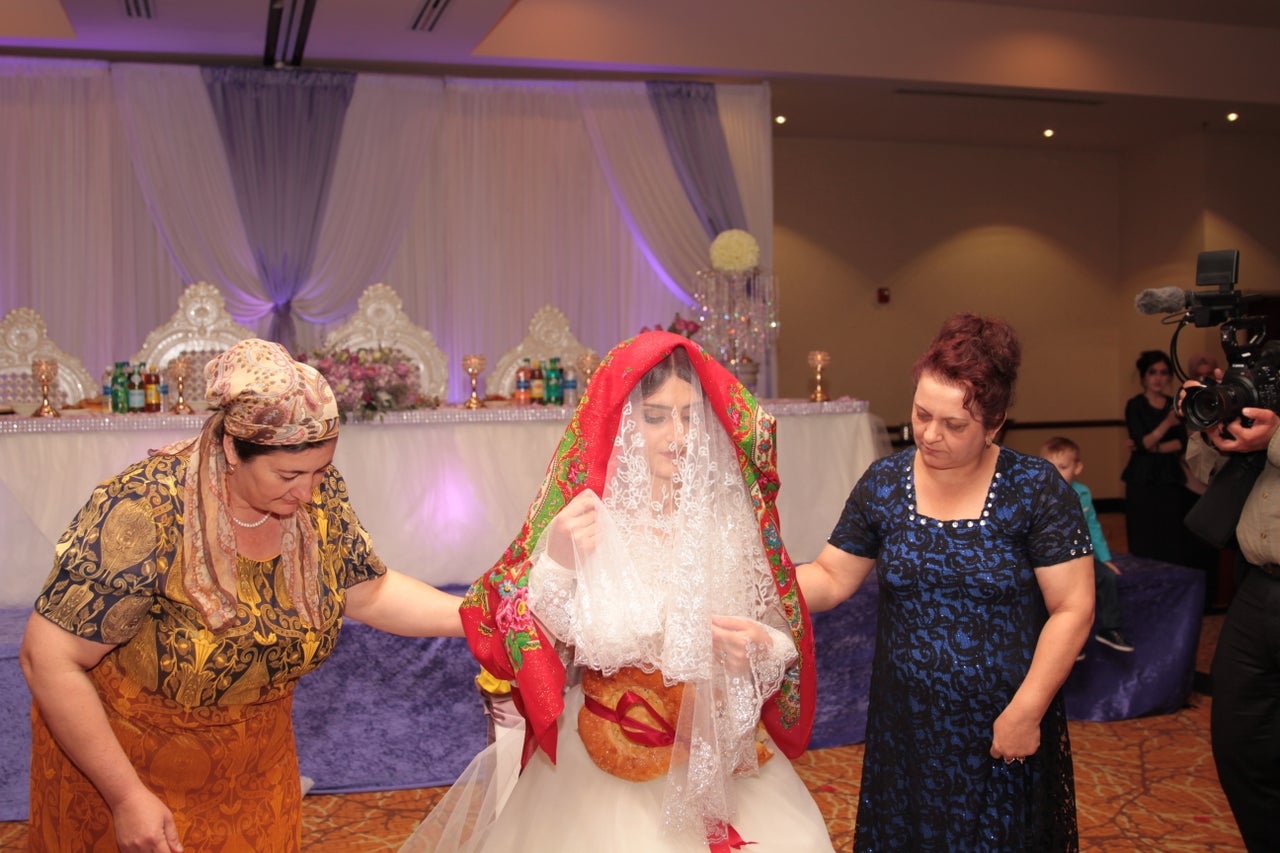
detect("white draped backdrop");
top-left (0, 60), bottom-right (776, 400)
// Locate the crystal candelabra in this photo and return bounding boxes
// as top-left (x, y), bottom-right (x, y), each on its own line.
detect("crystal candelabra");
top-left (808, 350), bottom-right (831, 403)
top-left (463, 354), bottom-right (487, 410)
top-left (692, 268), bottom-right (778, 391)
top-left (167, 356), bottom-right (195, 414)
top-left (30, 358), bottom-right (60, 418)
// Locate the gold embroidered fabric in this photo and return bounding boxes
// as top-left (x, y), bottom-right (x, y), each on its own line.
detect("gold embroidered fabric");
top-left (34, 453), bottom-right (384, 704)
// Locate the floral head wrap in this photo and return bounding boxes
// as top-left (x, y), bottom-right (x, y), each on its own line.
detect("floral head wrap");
top-left (206, 339), bottom-right (339, 443)
top-left (159, 339), bottom-right (339, 630)
top-left (462, 331), bottom-right (816, 765)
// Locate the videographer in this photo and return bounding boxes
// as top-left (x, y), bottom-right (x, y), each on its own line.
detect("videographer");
top-left (1182, 384), bottom-right (1280, 853)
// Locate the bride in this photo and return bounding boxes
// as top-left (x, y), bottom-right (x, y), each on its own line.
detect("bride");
top-left (403, 332), bottom-right (833, 851)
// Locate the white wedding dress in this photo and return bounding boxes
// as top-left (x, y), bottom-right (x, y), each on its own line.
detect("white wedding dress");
top-left (401, 356), bottom-right (834, 852)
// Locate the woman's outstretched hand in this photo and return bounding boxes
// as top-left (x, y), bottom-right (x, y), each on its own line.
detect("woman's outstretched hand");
top-left (711, 615), bottom-right (770, 672)
top-left (545, 489), bottom-right (601, 569)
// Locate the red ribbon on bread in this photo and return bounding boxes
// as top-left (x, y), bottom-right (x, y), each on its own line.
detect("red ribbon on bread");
top-left (583, 690), bottom-right (676, 747)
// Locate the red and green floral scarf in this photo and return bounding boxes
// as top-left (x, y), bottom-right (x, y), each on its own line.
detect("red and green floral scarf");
top-left (461, 331), bottom-right (816, 764)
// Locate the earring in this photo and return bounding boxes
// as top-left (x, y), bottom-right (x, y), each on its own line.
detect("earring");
top-left (227, 463), bottom-right (236, 474)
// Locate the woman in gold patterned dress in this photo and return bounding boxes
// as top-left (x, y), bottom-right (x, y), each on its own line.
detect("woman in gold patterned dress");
top-left (18, 339), bottom-right (465, 853)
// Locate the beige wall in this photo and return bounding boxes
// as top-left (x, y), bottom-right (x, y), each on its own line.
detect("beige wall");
top-left (774, 131), bottom-right (1280, 500)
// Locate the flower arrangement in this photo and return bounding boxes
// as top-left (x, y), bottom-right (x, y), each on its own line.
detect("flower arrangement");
top-left (709, 229), bottom-right (760, 273)
top-left (641, 313), bottom-right (700, 339)
top-left (301, 345), bottom-right (430, 421)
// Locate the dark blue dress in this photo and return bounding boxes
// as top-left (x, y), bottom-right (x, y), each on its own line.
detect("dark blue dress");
top-left (830, 446), bottom-right (1089, 852)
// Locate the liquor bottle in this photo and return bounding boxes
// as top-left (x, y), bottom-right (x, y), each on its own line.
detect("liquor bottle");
top-left (143, 365), bottom-right (161, 413)
top-left (545, 357), bottom-right (563, 406)
top-left (530, 360), bottom-right (545, 405)
top-left (127, 363), bottom-right (145, 413)
top-left (514, 359), bottom-right (532, 406)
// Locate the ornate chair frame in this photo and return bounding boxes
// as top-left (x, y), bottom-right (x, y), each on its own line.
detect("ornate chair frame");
top-left (130, 282), bottom-right (256, 409)
top-left (321, 283), bottom-right (449, 402)
top-left (490, 305), bottom-right (591, 397)
top-left (0, 307), bottom-right (98, 408)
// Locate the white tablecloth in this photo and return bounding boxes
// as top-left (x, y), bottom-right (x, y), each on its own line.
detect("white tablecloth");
top-left (0, 401), bottom-right (889, 607)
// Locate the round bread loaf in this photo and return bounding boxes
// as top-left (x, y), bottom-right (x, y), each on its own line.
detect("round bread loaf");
top-left (578, 666), bottom-right (684, 781)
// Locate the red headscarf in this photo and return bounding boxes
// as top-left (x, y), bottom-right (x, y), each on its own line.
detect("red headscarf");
top-left (460, 332), bottom-right (816, 764)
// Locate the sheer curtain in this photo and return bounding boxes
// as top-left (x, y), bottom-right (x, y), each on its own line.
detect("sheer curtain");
top-left (577, 81), bottom-right (710, 304)
top-left (2, 60), bottom-right (772, 401)
top-left (201, 67), bottom-right (355, 351)
top-left (0, 59), bottom-right (180, 377)
top-left (646, 81), bottom-right (749, 238)
top-left (111, 64), bottom-right (267, 328)
top-left (387, 79), bottom-right (688, 401)
top-left (297, 74), bottom-right (445, 354)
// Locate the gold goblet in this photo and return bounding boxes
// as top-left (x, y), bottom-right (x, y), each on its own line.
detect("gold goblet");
top-left (576, 350), bottom-right (601, 385)
top-left (167, 356), bottom-right (195, 415)
top-left (31, 358), bottom-right (61, 418)
top-left (463, 354), bottom-right (487, 409)
top-left (807, 350), bottom-right (831, 403)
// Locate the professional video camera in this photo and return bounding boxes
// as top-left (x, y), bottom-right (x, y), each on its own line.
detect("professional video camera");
top-left (1135, 249), bottom-right (1276, 547)
top-left (1135, 249), bottom-right (1280, 431)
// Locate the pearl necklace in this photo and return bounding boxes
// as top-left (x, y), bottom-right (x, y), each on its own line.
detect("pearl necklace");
top-left (230, 510), bottom-right (272, 529)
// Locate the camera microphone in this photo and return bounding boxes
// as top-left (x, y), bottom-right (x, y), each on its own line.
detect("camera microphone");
top-left (1135, 286), bottom-right (1191, 315)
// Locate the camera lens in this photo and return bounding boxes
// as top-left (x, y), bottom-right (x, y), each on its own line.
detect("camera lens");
top-left (1185, 378), bottom-right (1253, 432)
top-left (1183, 385), bottom-right (1226, 431)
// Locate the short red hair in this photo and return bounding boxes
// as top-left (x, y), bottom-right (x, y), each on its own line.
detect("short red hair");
top-left (912, 312), bottom-right (1021, 429)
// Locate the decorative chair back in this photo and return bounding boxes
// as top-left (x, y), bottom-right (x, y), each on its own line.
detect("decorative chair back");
top-left (130, 283), bottom-right (256, 409)
top-left (321, 283), bottom-right (448, 402)
top-left (0, 307), bottom-right (98, 410)
top-left (490, 305), bottom-right (591, 397)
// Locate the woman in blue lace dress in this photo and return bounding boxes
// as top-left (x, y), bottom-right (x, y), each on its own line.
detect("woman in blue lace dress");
top-left (798, 313), bottom-right (1095, 851)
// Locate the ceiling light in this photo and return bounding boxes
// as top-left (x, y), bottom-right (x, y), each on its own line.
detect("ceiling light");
top-left (1227, 112), bottom-right (1240, 122)
top-left (774, 115), bottom-right (787, 125)
top-left (1042, 128), bottom-right (1055, 138)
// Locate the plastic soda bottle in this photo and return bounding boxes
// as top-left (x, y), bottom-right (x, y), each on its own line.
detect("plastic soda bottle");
top-left (514, 359), bottom-right (532, 406)
top-left (545, 357), bottom-right (563, 406)
top-left (562, 368), bottom-right (579, 409)
top-left (127, 364), bottom-right (145, 413)
top-left (143, 365), bottom-right (162, 413)
top-left (530, 361), bottom-right (545, 405)
top-left (111, 362), bottom-right (129, 414)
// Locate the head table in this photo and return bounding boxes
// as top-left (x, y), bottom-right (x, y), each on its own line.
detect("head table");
top-left (0, 400), bottom-right (890, 609)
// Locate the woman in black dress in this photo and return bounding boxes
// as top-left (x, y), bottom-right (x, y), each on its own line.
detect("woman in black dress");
top-left (1121, 350), bottom-right (1189, 564)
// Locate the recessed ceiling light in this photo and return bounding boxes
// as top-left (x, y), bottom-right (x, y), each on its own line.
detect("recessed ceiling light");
top-left (774, 115), bottom-right (787, 125)
top-left (1227, 112), bottom-right (1240, 122)
top-left (1043, 128), bottom-right (1055, 138)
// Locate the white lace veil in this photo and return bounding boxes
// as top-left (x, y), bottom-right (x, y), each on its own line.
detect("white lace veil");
top-left (528, 350), bottom-right (796, 843)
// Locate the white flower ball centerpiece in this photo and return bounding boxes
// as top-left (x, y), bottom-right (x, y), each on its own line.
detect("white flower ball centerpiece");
top-left (692, 229), bottom-right (778, 392)
top-left (709, 228), bottom-right (760, 274)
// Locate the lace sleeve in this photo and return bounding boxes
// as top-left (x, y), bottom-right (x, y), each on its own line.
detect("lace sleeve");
top-left (525, 549), bottom-right (577, 646)
top-left (750, 621), bottom-right (799, 700)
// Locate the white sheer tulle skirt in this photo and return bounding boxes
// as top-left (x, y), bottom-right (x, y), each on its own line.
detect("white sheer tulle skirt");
top-left (400, 686), bottom-right (834, 852)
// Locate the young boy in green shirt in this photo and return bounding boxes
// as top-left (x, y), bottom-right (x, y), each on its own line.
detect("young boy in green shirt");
top-left (1041, 436), bottom-right (1134, 654)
